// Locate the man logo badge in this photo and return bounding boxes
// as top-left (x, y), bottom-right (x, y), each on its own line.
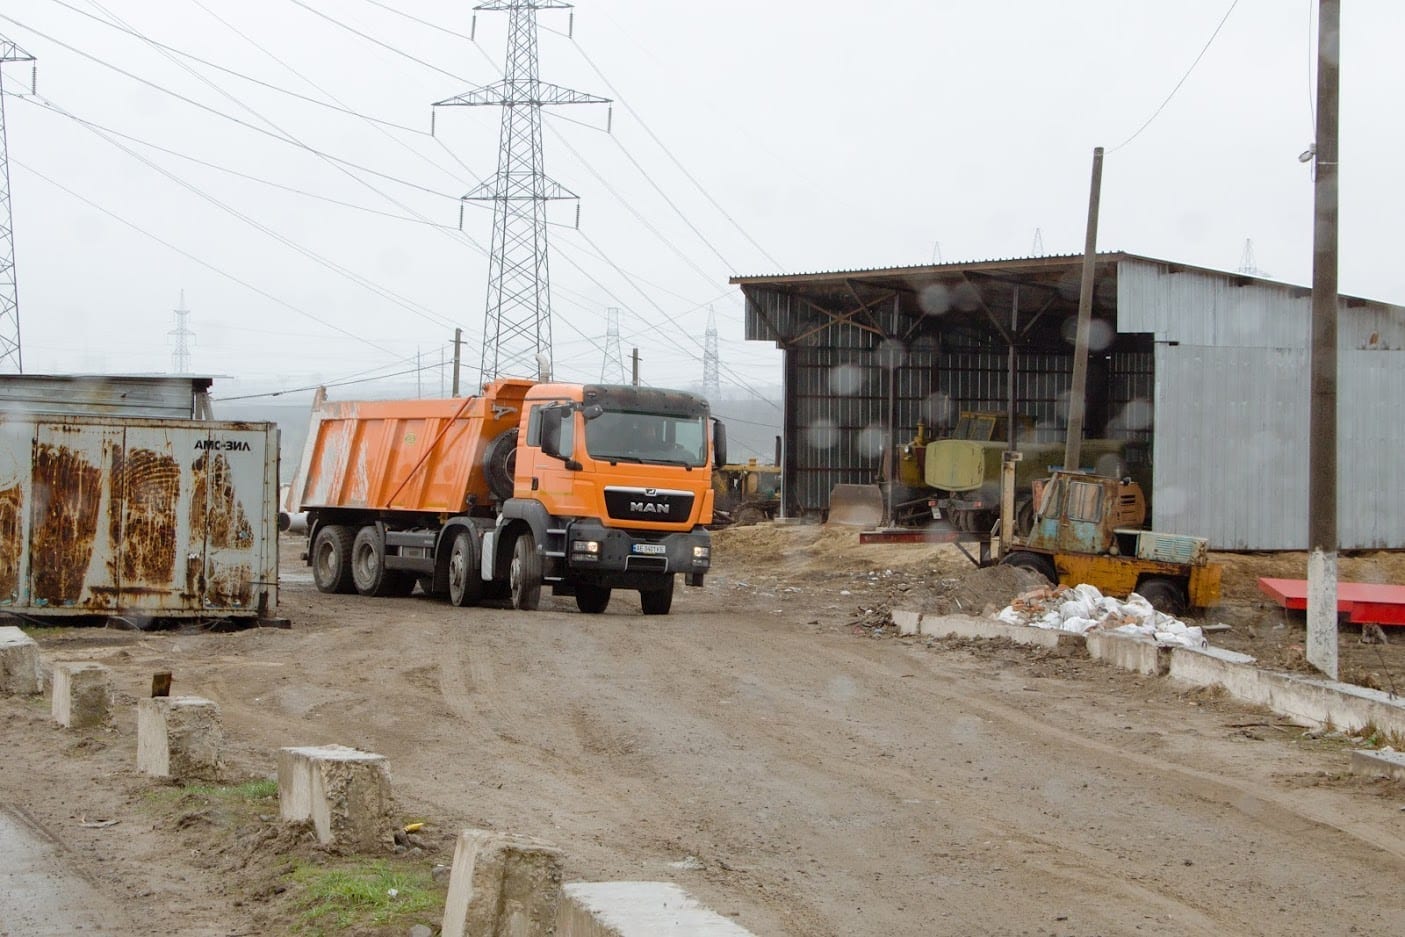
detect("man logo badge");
top-left (630, 501), bottom-right (670, 515)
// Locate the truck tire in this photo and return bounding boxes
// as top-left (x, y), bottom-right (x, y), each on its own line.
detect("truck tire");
top-left (640, 580), bottom-right (674, 616)
top-left (1137, 577), bottom-right (1188, 617)
top-left (509, 529), bottom-right (542, 611)
top-left (575, 584), bottom-right (611, 614)
top-left (484, 429), bottom-right (519, 502)
top-left (311, 524), bottom-right (356, 594)
top-left (447, 528), bottom-right (483, 608)
top-left (1001, 550), bottom-right (1056, 585)
top-left (351, 526), bottom-right (412, 597)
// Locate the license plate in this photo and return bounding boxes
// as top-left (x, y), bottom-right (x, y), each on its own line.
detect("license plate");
top-left (631, 543), bottom-right (666, 555)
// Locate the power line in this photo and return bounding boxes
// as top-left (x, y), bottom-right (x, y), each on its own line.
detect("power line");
top-left (357, 0), bottom-right (475, 44)
top-left (1109, 0), bottom-right (1242, 153)
top-left (284, 0), bottom-right (471, 83)
top-left (12, 157), bottom-right (402, 357)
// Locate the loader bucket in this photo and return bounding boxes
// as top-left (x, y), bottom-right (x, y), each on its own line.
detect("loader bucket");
top-left (827, 484), bottom-right (885, 527)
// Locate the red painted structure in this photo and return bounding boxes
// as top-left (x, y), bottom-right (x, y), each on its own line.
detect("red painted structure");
top-left (1258, 577), bottom-right (1405, 627)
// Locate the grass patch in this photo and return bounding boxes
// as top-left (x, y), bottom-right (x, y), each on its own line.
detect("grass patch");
top-left (142, 777), bottom-right (278, 807)
top-left (290, 860), bottom-right (440, 935)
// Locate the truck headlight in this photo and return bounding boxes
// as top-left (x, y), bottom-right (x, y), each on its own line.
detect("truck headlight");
top-left (692, 546), bottom-right (710, 560)
top-left (572, 540), bottom-right (600, 554)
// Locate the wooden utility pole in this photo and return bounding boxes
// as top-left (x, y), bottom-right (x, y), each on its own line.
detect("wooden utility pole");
top-left (451, 327), bottom-right (463, 396)
top-left (1063, 147), bottom-right (1105, 474)
top-left (1307, 0), bottom-right (1340, 679)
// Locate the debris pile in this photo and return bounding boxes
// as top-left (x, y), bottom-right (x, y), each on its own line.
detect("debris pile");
top-left (995, 583), bottom-right (1208, 649)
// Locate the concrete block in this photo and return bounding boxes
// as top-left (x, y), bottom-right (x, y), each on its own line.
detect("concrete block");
top-left (892, 609), bottom-right (923, 636)
top-left (1085, 631), bottom-right (1169, 676)
top-left (443, 829), bottom-right (563, 937)
top-left (920, 613), bottom-right (1078, 649)
top-left (1170, 645), bottom-right (1405, 738)
top-left (558, 882), bottom-right (758, 937)
top-left (0, 625), bottom-right (42, 696)
top-left (1350, 749), bottom-right (1405, 782)
top-left (277, 745), bottom-right (393, 851)
top-left (50, 662), bottom-right (113, 728)
top-left (137, 696), bottom-right (224, 781)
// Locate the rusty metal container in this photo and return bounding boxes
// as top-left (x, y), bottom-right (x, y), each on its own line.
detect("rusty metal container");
top-left (0, 413), bottom-right (279, 619)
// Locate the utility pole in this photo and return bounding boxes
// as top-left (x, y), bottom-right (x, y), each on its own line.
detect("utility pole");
top-left (1063, 147), bottom-right (1105, 475)
top-left (432, 1), bottom-right (608, 387)
top-left (1307, 0), bottom-right (1340, 680)
top-left (631, 347), bottom-right (639, 387)
top-left (0, 36), bottom-right (35, 374)
top-left (702, 306), bottom-right (720, 402)
top-left (168, 291), bottom-right (194, 374)
top-left (599, 307), bottom-right (625, 383)
top-left (451, 327), bottom-right (463, 395)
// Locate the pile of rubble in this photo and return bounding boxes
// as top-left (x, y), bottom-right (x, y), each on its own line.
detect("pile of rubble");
top-left (994, 583), bottom-right (1208, 649)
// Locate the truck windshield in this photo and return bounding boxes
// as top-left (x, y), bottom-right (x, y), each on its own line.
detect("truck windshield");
top-left (585, 410), bottom-right (708, 467)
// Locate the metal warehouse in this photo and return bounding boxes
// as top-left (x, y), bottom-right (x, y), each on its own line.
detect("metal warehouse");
top-left (734, 252), bottom-right (1405, 550)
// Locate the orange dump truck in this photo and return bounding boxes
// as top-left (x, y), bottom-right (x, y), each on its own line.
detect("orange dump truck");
top-left (287, 379), bottom-right (723, 615)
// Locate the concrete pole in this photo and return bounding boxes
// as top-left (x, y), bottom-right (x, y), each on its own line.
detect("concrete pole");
top-left (631, 348), bottom-right (640, 386)
top-left (1000, 287), bottom-right (1021, 556)
top-left (1307, 0), bottom-right (1340, 680)
top-left (452, 327), bottom-right (463, 396)
top-left (1063, 147), bottom-right (1104, 475)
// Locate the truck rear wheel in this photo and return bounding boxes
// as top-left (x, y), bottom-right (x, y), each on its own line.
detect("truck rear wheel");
top-left (1137, 577), bottom-right (1188, 617)
top-left (509, 529), bottom-right (542, 611)
top-left (352, 526), bottom-right (412, 597)
top-left (640, 580), bottom-right (674, 615)
top-left (447, 528), bottom-right (483, 608)
top-left (311, 524), bottom-right (356, 594)
top-left (1001, 550), bottom-right (1056, 585)
top-left (575, 584), bottom-right (611, 614)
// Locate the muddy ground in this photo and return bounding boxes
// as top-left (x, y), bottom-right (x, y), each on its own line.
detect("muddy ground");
top-left (1, 526), bottom-right (1403, 936)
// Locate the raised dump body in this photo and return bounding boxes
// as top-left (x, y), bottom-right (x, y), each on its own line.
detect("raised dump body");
top-left (288, 380), bottom-right (722, 616)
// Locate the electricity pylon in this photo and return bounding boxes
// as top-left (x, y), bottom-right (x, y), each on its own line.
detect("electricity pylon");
top-left (169, 291), bottom-right (194, 373)
top-left (600, 306), bottom-right (625, 383)
top-left (0, 36), bottom-right (35, 374)
top-left (433, 1), bottom-right (608, 386)
top-left (702, 306), bottom-right (720, 402)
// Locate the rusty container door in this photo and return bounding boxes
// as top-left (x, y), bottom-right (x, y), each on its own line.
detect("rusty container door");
top-left (0, 416), bottom-right (33, 608)
top-left (27, 421), bottom-right (124, 609)
top-left (190, 425), bottom-right (273, 615)
top-left (109, 424), bottom-right (199, 612)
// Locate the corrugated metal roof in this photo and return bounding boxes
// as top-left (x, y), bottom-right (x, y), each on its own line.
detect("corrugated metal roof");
top-left (0, 375), bottom-right (213, 420)
top-left (732, 251), bottom-right (1401, 313)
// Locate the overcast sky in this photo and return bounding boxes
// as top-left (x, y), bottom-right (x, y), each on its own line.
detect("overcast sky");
top-left (1, 0), bottom-right (1400, 403)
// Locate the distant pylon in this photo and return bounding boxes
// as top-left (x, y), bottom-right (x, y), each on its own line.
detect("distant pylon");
top-left (1238, 238), bottom-right (1268, 277)
top-left (1032, 227), bottom-right (1045, 256)
top-left (702, 306), bottom-right (720, 402)
top-left (169, 291), bottom-right (195, 374)
top-left (600, 306), bottom-right (625, 383)
top-left (433, 1), bottom-right (608, 386)
top-left (0, 36), bottom-right (36, 374)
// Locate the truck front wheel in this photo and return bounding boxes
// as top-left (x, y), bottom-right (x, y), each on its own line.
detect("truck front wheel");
top-left (640, 580), bottom-right (674, 616)
top-left (447, 529), bottom-right (483, 608)
top-left (1137, 577), bottom-right (1188, 617)
top-left (311, 524), bottom-right (356, 594)
top-left (509, 530), bottom-right (542, 611)
top-left (575, 584), bottom-right (611, 614)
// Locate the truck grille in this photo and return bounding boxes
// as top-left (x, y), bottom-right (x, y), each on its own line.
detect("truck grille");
top-left (603, 486), bottom-right (694, 523)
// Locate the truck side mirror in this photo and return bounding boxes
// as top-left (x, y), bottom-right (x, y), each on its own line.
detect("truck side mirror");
top-left (713, 420), bottom-right (727, 468)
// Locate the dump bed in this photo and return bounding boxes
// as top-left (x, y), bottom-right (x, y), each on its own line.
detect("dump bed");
top-left (290, 380), bottom-right (532, 514)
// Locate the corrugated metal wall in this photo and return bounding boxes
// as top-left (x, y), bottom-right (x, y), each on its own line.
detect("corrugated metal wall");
top-left (1123, 257), bottom-right (1405, 550)
top-left (0, 376), bottom-right (204, 419)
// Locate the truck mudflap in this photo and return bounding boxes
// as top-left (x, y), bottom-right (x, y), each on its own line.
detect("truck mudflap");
top-left (561, 520), bottom-right (710, 589)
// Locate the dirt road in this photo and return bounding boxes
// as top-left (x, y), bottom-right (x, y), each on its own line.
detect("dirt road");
top-left (3, 529), bottom-right (1403, 935)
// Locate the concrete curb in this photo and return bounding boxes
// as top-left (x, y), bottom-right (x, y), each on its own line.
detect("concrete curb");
top-left (906, 609), bottom-right (1405, 738)
top-left (1350, 749), bottom-right (1405, 781)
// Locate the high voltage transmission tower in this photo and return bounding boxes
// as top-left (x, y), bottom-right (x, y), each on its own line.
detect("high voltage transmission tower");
top-left (433, 1), bottom-right (607, 387)
top-left (169, 290), bottom-right (194, 374)
top-left (702, 306), bottom-right (720, 402)
top-left (0, 35), bottom-right (35, 374)
top-left (600, 306), bottom-right (625, 383)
